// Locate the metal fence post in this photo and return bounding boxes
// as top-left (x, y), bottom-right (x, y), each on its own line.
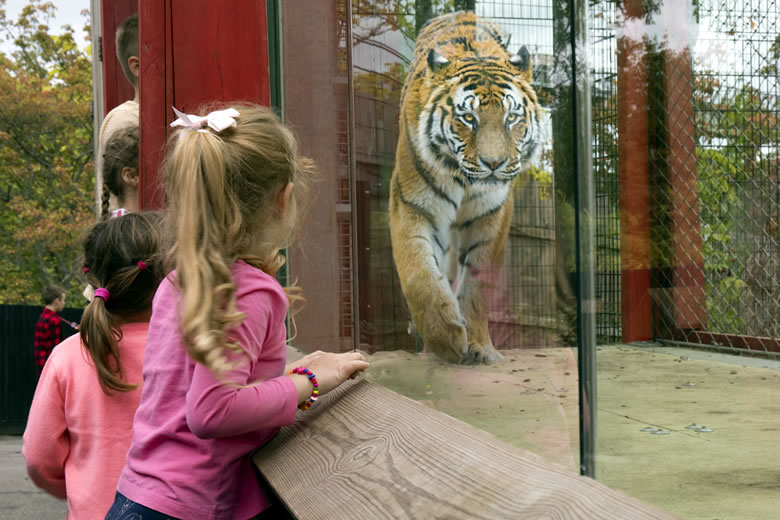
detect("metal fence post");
top-left (571, 0), bottom-right (597, 478)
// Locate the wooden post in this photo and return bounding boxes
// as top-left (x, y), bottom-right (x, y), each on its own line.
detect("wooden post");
top-left (617, 0), bottom-right (652, 342)
top-left (138, 0), bottom-right (270, 210)
top-left (138, 0), bottom-right (171, 210)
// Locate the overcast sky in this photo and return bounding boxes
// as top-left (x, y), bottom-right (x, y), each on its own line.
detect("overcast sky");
top-left (1, 0), bottom-right (91, 54)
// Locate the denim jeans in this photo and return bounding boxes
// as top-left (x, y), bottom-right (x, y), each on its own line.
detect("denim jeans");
top-left (104, 492), bottom-right (180, 520)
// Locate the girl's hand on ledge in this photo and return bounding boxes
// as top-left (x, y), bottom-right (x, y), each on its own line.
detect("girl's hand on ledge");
top-left (285, 350), bottom-right (324, 373)
top-left (288, 351), bottom-right (369, 404)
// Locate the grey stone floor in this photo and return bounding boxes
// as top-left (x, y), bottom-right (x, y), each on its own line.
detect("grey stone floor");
top-left (0, 436), bottom-right (67, 520)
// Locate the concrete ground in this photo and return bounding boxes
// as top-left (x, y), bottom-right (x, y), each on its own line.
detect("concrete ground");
top-left (0, 436), bottom-right (67, 519)
top-left (365, 344), bottom-right (780, 520)
top-left (3, 344), bottom-right (777, 519)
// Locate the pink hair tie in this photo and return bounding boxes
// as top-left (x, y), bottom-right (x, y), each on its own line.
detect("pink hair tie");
top-left (83, 267), bottom-right (89, 273)
top-left (137, 261), bottom-right (147, 270)
top-left (94, 288), bottom-right (110, 302)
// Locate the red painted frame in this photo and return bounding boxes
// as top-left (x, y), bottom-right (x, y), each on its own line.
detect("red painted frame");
top-left (137, 0), bottom-right (270, 210)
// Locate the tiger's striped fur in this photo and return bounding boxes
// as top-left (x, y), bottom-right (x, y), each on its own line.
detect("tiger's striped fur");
top-left (390, 12), bottom-right (543, 364)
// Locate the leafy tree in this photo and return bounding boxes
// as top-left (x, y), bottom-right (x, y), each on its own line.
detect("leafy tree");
top-left (0, 0), bottom-right (94, 305)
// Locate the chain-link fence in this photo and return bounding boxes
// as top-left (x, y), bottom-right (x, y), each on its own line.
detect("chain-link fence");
top-left (590, 1), bottom-right (622, 344)
top-left (647, 0), bottom-right (780, 353)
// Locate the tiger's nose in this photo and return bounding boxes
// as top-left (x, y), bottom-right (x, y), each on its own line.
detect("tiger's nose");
top-left (479, 156), bottom-right (507, 172)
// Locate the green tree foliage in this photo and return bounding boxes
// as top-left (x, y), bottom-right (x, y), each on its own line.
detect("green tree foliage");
top-left (0, 1), bottom-right (94, 305)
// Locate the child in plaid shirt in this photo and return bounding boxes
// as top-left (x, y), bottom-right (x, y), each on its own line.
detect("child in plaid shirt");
top-left (34, 285), bottom-right (66, 374)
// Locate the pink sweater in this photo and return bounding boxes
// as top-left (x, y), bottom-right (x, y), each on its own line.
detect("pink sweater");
top-left (23, 322), bottom-right (149, 520)
top-left (117, 261), bottom-right (298, 520)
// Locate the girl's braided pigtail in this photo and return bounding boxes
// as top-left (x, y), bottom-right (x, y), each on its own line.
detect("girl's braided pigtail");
top-left (101, 183), bottom-right (112, 221)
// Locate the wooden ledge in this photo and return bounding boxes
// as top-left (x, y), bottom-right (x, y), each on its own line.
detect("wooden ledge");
top-left (253, 379), bottom-right (677, 519)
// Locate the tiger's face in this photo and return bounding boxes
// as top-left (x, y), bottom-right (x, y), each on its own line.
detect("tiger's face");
top-left (422, 47), bottom-right (542, 184)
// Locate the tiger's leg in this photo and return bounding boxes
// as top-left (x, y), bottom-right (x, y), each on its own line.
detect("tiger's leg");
top-left (390, 179), bottom-right (467, 364)
top-left (447, 226), bottom-right (460, 284)
top-left (453, 187), bottom-right (513, 364)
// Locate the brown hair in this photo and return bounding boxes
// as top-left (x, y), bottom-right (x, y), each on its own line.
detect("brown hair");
top-left (102, 125), bottom-right (139, 220)
top-left (115, 13), bottom-right (139, 87)
top-left (42, 285), bottom-right (65, 305)
top-left (80, 212), bottom-right (164, 395)
top-left (163, 102), bottom-right (314, 376)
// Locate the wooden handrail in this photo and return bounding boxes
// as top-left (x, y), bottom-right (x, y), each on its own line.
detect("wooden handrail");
top-left (253, 379), bottom-right (677, 519)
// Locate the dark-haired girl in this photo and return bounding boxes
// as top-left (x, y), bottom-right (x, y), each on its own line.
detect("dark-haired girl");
top-left (24, 212), bottom-right (164, 519)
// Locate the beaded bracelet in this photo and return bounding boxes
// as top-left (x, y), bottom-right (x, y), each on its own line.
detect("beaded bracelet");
top-left (288, 366), bottom-right (319, 410)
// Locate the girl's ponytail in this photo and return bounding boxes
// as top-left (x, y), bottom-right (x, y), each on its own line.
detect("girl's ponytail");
top-left (166, 130), bottom-right (245, 374)
top-left (80, 290), bottom-right (131, 393)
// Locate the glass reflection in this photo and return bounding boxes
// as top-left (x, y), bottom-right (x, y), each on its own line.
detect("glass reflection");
top-left (598, 0), bottom-right (780, 518)
top-left (281, 0), bottom-right (779, 517)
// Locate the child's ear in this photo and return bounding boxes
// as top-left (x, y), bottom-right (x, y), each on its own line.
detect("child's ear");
top-left (122, 167), bottom-right (140, 188)
top-left (128, 55), bottom-right (140, 79)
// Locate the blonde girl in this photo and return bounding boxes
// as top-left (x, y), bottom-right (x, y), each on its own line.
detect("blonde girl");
top-left (24, 212), bottom-right (165, 519)
top-left (107, 104), bottom-right (368, 520)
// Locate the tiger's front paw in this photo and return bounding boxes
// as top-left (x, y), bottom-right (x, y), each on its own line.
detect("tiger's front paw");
top-left (416, 298), bottom-right (468, 364)
top-left (461, 343), bottom-right (504, 365)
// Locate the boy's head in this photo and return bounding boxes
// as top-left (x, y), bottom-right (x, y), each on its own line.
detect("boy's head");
top-left (43, 285), bottom-right (66, 312)
top-left (116, 13), bottom-right (139, 88)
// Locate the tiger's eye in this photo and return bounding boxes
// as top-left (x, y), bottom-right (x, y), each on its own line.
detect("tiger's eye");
top-left (507, 113), bottom-right (518, 123)
top-left (463, 114), bottom-right (475, 123)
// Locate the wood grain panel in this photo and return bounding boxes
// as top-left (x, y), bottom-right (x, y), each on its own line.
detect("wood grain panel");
top-left (170, 0), bottom-right (270, 110)
top-left (254, 380), bottom-right (677, 519)
top-left (138, 0), bottom-right (171, 209)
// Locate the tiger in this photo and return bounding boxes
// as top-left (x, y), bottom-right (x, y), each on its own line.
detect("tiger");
top-left (389, 11), bottom-right (544, 364)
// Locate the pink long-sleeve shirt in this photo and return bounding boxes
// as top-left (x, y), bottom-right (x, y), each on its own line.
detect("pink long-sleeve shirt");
top-left (117, 260), bottom-right (298, 520)
top-left (23, 321), bottom-right (149, 520)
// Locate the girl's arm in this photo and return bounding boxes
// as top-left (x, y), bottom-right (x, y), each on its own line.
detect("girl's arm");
top-left (185, 287), bottom-right (302, 439)
top-left (22, 360), bottom-right (69, 499)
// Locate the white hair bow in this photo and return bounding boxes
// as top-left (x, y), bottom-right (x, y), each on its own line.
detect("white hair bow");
top-left (170, 106), bottom-right (240, 133)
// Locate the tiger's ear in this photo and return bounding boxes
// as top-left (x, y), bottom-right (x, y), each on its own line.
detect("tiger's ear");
top-left (510, 46), bottom-right (532, 80)
top-left (427, 48), bottom-right (449, 73)
top-left (502, 34), bottom-right (511, 50)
